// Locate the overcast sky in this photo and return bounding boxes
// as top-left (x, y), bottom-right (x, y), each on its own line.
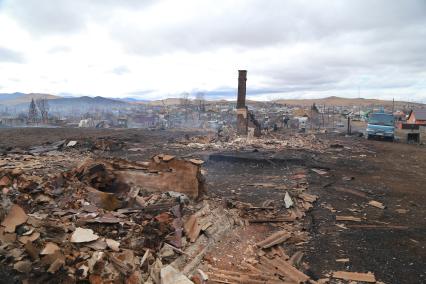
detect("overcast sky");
top-left (0, 0), bottom-right (425, 101)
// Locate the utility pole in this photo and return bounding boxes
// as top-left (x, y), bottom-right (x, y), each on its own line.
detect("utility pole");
top-left (392, 97), bottom-right (395, 113)
top-left (347, 116), bottom-right (351, 135)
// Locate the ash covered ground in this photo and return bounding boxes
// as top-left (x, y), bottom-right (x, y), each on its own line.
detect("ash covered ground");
top-left (0, 128), bottom-right (425, 284)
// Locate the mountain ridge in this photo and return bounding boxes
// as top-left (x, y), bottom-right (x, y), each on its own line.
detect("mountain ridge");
top-left (0, 93), bottom-right (424, 108)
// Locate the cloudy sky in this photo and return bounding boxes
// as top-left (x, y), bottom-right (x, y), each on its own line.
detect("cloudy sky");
top-left (0, 0), bottom-right (425, 101)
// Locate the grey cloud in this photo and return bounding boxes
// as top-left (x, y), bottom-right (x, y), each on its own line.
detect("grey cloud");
top-left (4, 0), bottom-right (87, 34)
top-left (1, 0), bottom-right (425, 101)
top-left (111, 0), bottom-right (426, 54)
top-left (0, 47), bottom-right (24, 63)
top-left (108, 0), bottom-right (426, 99)
top-left (2, 0), bottom-right (155, 35)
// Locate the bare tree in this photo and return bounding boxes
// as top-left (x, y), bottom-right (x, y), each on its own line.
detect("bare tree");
top-left (195, 92), bottom-right (205, 113)
top-left (36, 98), bottom-right (49, 124)
top-left (28, 98), bottom-right (38, 124)
top-left (180, 92), bottom-right (191, 122)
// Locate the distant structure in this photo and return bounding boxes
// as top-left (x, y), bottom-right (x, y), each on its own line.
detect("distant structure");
top-left (236, 70), bottom-right (261, 137)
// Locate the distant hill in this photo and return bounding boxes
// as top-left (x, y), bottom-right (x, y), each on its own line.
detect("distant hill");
top-left (139, 96), bottom-right (426, 109)
top-left (116, 97), bottom-right (151, 103)
top-left (1, 93), bottom-right (423, 111)
top-left (0, 94), bottom-right (129, 115)
top-left (0, 92), bottom-right (27, 101)
top-left (274, 96), bottom-right (425, 108)
top-left (139, 98), bottom-right (182, 106)
top-left (143, 98), bottom-right (257, 106)
top-left (0, 93), bottom-right (59, 105)
top-left (48, 96), bottom-right (127, 106)
top-left (44, 96), bottom-right (128, 114)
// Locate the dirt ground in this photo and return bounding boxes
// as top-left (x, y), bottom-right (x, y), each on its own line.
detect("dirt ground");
top-left (305, 137), bottom-right (426, 284)
top-left (0, 127), bottom-right (425, 283)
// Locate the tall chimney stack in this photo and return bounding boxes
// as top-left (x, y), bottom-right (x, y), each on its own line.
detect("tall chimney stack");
top-left (237, 70), bottom-right (247, 109)
top-left (236, 70), bottom-right (248, 135)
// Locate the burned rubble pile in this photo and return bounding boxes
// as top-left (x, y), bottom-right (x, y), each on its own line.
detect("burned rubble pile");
top-left (0, 132), bottom-right (384, 284)
top-left (172, 132), bottom-right (329, 153)
top-left (5, 138), bottom-right (125, 156)
top-left (203, 171), bottom-right (322, 284)
top-left (0, 153), bottom-right (217, 283)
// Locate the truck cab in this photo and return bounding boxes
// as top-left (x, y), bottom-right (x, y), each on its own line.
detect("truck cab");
top-left (366, 112), bottom-right (395, 141)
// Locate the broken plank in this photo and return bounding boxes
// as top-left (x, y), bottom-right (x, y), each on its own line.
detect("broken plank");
top-left (347, 224), bottom-right (408, 230)
top-left (208, 272), bottom-right (274, 284)
top-left (184, 214), bottom-right (201, 242)
top-left (256, 231), bottom-right (291, 249)
top-left (248, 217), bottom-right (295, 223)
top-left (209, 268), bottom-right (279, 281)
top-left (332, 271), bottom-right (376, 283)
top-left (335, 187), bottom-right (367, 198)
top-left (289, 251), bottom-right (304, 266)
top-left (298, 193), bottom-right (318, 203)
top-left (260, 256), bottom-right (310, 283)
top-left (368, 200), bottom-right (385, 209)
top-left (336, 216), bottom-right (361, 222)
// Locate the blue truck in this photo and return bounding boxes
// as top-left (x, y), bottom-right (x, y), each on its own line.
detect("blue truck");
top-left (366, 112), bottom-right (395, 141)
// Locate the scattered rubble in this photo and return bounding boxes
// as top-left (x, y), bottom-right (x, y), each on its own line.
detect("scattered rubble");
top-left (1, 204), bottom-right (28, 233)
top-left (0, 150), bottom-right (210, 283)
top-left (160, 265), bottom-right (193, 284)
top-left (0, 129), bottom-right (394, 283)
top-left (70, 227), bottom-right (99, 243)
top-left (171, 132), bottom-right (330, 153)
